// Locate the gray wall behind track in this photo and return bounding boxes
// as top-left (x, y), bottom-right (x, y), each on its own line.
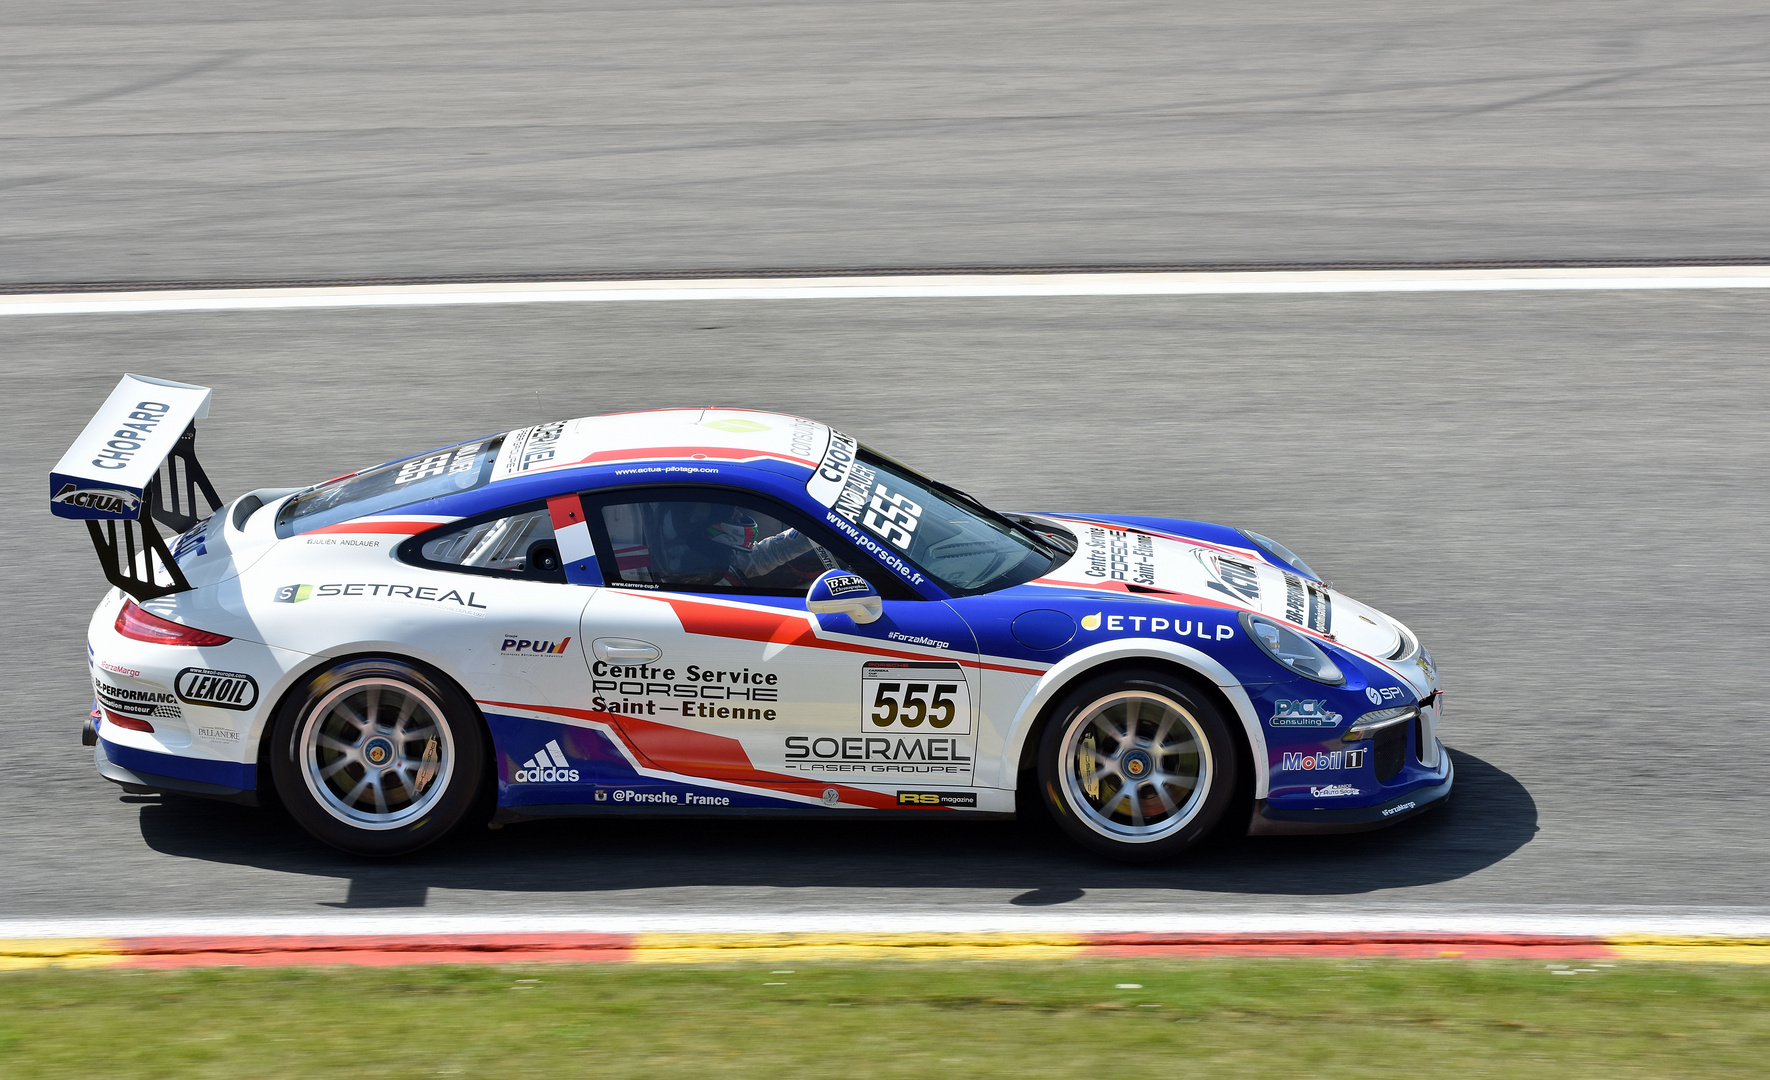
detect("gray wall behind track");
top-left (5, 1), bottom-right (1770, 283)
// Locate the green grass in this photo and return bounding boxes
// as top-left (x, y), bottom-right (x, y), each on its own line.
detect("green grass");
top-left (1, 959), bottom-right (1766, 1078)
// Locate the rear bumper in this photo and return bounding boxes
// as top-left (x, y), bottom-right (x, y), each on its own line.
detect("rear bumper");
top-left (1248, 756), bottom-right (1452, 836)
top-left (95, 739), bottom-right (258, 806)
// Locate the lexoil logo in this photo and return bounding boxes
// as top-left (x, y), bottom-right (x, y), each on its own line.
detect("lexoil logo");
top-left (175, 667), bottom-right (260, 711)
top-left (512, 740), bottom-right (580, 783)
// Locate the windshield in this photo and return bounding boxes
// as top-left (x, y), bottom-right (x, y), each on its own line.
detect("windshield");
top-left (807, 439), bottom-right (1057, 594)
top-left (276, 436), bottom-right (504, 537)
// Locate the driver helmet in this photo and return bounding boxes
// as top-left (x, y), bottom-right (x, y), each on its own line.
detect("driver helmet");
top-left (705, 511), bottom-right (759, 551)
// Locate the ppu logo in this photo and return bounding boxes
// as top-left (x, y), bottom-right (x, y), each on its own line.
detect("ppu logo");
top-left (501, 635), bottom-right (571, 656)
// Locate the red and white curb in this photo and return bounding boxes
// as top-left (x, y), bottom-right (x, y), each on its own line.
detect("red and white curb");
top-left (3, 914), bottom-right (1767, 969)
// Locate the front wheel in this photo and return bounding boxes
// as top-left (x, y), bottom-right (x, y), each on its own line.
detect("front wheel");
top-left (1037, 670), bottom-right (1240, 862)
top-left (269, 657), bottom-right (485, 856)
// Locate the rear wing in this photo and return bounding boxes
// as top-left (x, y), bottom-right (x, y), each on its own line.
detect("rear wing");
top-left (50, 374), bottom-right (223, 602)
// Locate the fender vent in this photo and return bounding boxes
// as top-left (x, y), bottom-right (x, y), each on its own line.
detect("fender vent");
top-left (1372, 721), bottom-right (1408, 784)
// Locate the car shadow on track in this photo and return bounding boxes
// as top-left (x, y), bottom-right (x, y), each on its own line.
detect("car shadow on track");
top-left (135, 747), bottom-right (1534, 908)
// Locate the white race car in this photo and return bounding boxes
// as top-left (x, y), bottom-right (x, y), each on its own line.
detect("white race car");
top-left (56, 375), bottom-right (1449, 860)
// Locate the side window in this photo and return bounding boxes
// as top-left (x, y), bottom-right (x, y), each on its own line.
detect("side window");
top-left (590, 490), bottom-right (859, 596)
top-left (401, 504), bottom-right (566, 583)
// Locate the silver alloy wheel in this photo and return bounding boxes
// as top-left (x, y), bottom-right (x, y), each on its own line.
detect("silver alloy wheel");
top-left (298, 676), bottom-right (456, 830)
top-left (1057, 690), bottom-right (1213, 843)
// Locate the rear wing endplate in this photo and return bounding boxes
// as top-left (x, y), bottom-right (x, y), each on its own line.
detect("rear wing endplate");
top-left (50, 374), bottom-right (224, 602)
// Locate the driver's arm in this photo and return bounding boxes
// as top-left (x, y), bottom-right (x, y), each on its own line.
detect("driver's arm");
top-left (727, 528), bottom-right (816, 577)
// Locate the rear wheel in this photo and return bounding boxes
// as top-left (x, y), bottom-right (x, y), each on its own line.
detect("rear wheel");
top-left (269, 657), bottom-right (484, 856)
top-left (1037, 669), bottom-right (1239, 862)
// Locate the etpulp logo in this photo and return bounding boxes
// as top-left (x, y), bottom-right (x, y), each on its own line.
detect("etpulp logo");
top-left (51, 483), bottom-right (140, 516)
top-left (175, 667), bottom-right (259, 711)
top-left (512, 740), bottom-right (580, 783)
top-left (501, 635), bottom-right (571, 656)
top-left (1270, 699), bottom-right (1341, 727)
top-left (1079, 612), bottom-right (1234, 641)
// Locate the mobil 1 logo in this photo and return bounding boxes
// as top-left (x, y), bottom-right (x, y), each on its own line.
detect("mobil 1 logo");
top-left (175, 667), bottom-right (260, 711)
top-left (862, 661), bottom-right (971, 733)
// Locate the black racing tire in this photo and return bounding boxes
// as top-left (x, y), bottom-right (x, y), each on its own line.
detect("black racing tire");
top-left (1037, 668), bottom-right (1241, 862)
top-left (269, 657), bottom-right (485, 857)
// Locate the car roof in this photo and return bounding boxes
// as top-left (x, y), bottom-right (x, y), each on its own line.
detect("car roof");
top-left (488, 408), bottom-right (829, 484)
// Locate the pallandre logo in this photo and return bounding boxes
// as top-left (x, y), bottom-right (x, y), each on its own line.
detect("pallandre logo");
top-left (513, 740), bottom-right (580, 783)
top-left (51, 483), bottom-right (141, 516)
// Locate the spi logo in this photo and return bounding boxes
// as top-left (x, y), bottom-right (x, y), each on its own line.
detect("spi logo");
top-left (1365, 685), bottom-right (1407, 705)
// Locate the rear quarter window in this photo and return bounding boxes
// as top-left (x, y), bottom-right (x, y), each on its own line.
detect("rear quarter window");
top-left (276, 436), bottom-right (503, 537)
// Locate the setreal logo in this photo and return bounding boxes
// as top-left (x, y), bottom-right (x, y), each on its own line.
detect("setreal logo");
top-left (513, 740), bottom-right (580, 783)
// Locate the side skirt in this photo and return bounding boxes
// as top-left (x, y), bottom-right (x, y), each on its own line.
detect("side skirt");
top-left (490, 804), bottom-right (1016, 826)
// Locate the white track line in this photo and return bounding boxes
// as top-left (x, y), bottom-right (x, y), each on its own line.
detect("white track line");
top-left (4, 911), bottom-right (1769, 939)
top-left (5, 266), bottom-right (1770, 316)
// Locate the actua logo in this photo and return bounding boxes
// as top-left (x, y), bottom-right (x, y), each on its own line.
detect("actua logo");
top-left (52, 483), bottom-right (141, 516)
top-left (512, 740), bottom-right (580, 783)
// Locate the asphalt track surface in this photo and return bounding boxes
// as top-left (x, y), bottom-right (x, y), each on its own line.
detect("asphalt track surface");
top-left (6, 2), bottom-right (1770, 285)
top-left (5, 291), bottom-right (1769, 924)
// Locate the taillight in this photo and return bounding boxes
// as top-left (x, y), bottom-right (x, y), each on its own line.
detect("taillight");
top-left (114, 600), bottom-right (232, 647)
top-left (101, 709), bottom-right (155, 733)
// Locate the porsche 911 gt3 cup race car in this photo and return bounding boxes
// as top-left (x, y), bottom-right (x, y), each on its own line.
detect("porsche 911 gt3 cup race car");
top-left (53, 374), bottom-right (1449, 860)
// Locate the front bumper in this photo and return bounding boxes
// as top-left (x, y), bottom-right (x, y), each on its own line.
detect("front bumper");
top-left (1247, 755), bottom-right (1452, 835)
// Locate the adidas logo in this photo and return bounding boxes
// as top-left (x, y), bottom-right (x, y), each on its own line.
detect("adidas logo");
top-left (513, 739), bottom-right (581, 783)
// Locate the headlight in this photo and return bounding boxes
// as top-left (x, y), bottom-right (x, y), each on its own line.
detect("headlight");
top-left (1341, 704), bottom-right (1416, 742)
top-left (1238, 529), bottom-right (1318, 579)
top-left (1239, 612), bottom-right (1344, 685)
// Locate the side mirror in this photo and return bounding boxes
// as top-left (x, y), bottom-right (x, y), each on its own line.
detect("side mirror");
top-left (806, 570), bottom-right (883, 625)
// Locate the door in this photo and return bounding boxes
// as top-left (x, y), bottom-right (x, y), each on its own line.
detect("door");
top-left (576, 486), bottom-right (981, 809)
